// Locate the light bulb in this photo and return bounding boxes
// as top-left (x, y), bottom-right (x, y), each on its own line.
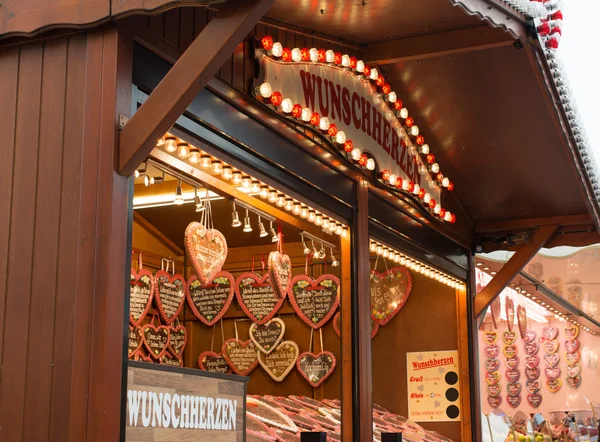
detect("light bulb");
top-left (351, 147), bottom-right (361, 160)
top-left (250, 181), bottom-right (261, 193)
top-left (325, 49), bottom-right (335, 63)
top-left (370, 243), bottom-right (377, 253)
top-left (308, 210), bottom-right (316, 222)
top-left (259, 186), bottom-right (269, 199)
top-left (301, 108), bottom-right (312, 122)
top-left (369, 68), bottom-right (378, 80)
top-left (322, 218), bottom-right (330, 229)
top-left (144, 175), bottom-right (150, 186)
top-left (292, 203), bottom-right (301, 215)
top-left (258, 218), bottom-right (268, 237)
top-left (188, 149), bottom-right (201, 164)
top-left (300, 206), bottom-right (308, 218)
top-left (410, 126), bottom-right (419, 136)
top-left (259, 82), bottom-right (272, 98)
top-left (376, 246), bottom-right (383, 255)
top-left (164, 137), bottom-right (177, 152)
top-left (442, 177), bottom-right (450, 187)
top-left (423, 193), bottom-right (431, 204)
top-left (156, 137), bottom-right (166, 146)
top-left (309, 48), bottom-right (318, 62)
top-left (342, 228), bottom-right (348, 238)
top-left (420, 144), bottom-right (430, 155)
top-left (341, 54), bottom-right (350, 67)
top-left (174, 181), bottom-right (184, 205)
top-left (335, 131), bottom-right (346, 144)
top-left (200, 155), bottom-right (211, 168)
top-left (399, 108), bottom-right (409, 119)
top-left (276, 195), bottom-right (286, 207)
top-left (315, 215), bottom-right (323, 226)
top-left (434, 204), bottom-right (441, 214)
top-left (366, 158), bottom-right (375, 170)
top-left (413, 184), bottom-right (420, 195)
top-left (387, 92), bottom-right (397, 103)
top-left (231, 172), bottom-right (242, 185)
top-left (356, 60), bottom-right (365, 72)
top-left (281, 99), bottom-right (293, 113)
top-left (211, 160), bottom-right (223, 174)
top-left (272, 42), bottom-right (283, 57)
top-left (430, 163), bottom-right (440, 174)
top-left (328, 222), bottom-right (336, 232)
top-left (176, 143), bottom-right (189, 158)
top-left (383, 248), bottom-right (389, 258)
top-left (243, 212), bottom-right (252, 233)
top-left (241, 177), bottom-right (252, 190)
top-left (388, 174), bottom-right (397, 186)
top-left (291, 48), bottom-right (302, 62)
top-left (284, 199), bottom-right (294, 211)
top-left (221, 166), bottom-right (233, 180)
top-left (268, 191), bottom-right (278, 203)
top-left (319, 117), bottom-right (330, 131)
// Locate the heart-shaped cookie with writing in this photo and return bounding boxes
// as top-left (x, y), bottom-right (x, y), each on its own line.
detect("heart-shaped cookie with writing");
top-left (159, 352), bottom-right (182, 367)
top-left (186, 272), bottom-right (234, 326)
top-left (142, 323), bottom-right (170, 360)
top-left (490, 297), bottom-right (501, 329)
top-left (258, 341), bottom-right (299, 382)
top-left (486, 358), bottom-right (500, 373)
top-left (485, 345), bottom-right (500, 359)
top-left (250, 318), bottom-right (286, 354)
top-left (333, 311), bottom-right (379, 339)
top-left (527, 393), bottom-right (542, 408)
top-left (506, 297), bottom-right (515, 332)
top-left (168, 324), bottom-right (187, 358)
top-left (128, 326), bottom-right (143, 357)
top-left (523, 329), bottom-right (537, 344)
top-left (154, 270), bottom-right (186, 325)
top-left (506, 368), bottom-right (520, 383)
top-left (544, 353), bottom-right (559, 368)
top-left (486, 371), bottom-right (500, 385)
top-left (185, 222), bottom-right (228, 286)
top-left (565, 339), bottom-right (579, 354)
top-left (235, 273), bottom-right (284, 325)
top-left (129, 268), bottom-right (155, 326)
top-left (517, 305), bottom-right (527, 339)
top-left (566, 364), bottom-right (581, 378)
top-left (488, 395), bottom-right (502, 409)
top-left (524, 341), bottom-right (539, 355)
top-left (507, 382), bottom-right (522, 397)
top-left (543, 326), bottom-right (558, 341)
top-left (546, 378), bottom-right (562, 393)
top-left (543, 340), bottom-right (559, 354)
top-left (565, 351), bottom-right (580, 365)
top-left (198, 351), bottom-right (232, 374)
top-left (483, 331), bottom-right (498, 345)
top-left (524, 355), bottom-right (539, 369)
top-left (545, 367), bottom-right (561, 380)
top-left (525, 367), bottom-right (540, 380)
top-left (564, 325), bottom-right (579, 341)
top-left (289, 274), bottom-right (340, 329)
top-left (297, 351), bottom-right (337, 388)
top-left (268, 251), bottom-right (292, 299)
top-left (506, 394), bottom-right (521, 408)
top-left (506, 357), bottom-right (519, 370)
top-left (566, 375), bottom-right (581, 389)
top-left (504, 345), bottom-right (517, 359)
top-left (222, 338), bottom-right (259, 376)
top-left (526, 380), bottom-right (541, 394)
top-left (503, 331), bottom-right (517, 345)
top-left (370, 267), bottom-right (412, 326)
top-left (487, 383), bottom-right (502, 397)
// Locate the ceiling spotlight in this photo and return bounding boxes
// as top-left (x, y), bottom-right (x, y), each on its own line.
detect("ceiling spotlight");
top-left (174, 180), bottom-right (184, 205)
top-left (302, 236), bottom-right (311, 255)
top-left (231, 202), bottom-right (242, 227)
top-left (135, 164), bottom-right (146, 178)
top-left (312, 239), bottom-right (319, 257)
top-left (258, 216), bottom-right (268, 238)
top-left (144, 174), bottom-right (151, 187)
top-left (243, 208), bottom-right (252, 233)
top-left (194, 188), bottom-right (204, 212)
top-left (331, 248), bottom-right (339, 267)
top-left (318, 244), bottom-right (326, 259)
top-left (270, 221), bottom-right (278, 243)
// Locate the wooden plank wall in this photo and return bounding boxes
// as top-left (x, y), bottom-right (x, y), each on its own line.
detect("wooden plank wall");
top-left (0, 26), bottom-right (131, 442)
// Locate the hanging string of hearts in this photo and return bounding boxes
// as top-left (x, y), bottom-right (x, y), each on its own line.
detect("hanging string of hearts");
top-left (199, 319), bottom-right (232, 374)
top-left (297, 327), bottom-right (337, 388)
top-left (129, 250), bottom-right (155, 327)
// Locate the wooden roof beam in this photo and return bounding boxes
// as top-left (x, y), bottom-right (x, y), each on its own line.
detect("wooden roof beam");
top-left (363, 26), bottom-right (515, 66)
top-left (473, 224), bottom-right (558, 318)
top-left (118, 0), bottom-right (275, 176)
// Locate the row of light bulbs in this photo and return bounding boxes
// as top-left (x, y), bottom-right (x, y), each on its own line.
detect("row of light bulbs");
top-left (157, 134), bottom-right (350, 237)
top-left (370, 239), bottom-right (465, 289)
top-left (477, 262), bottom-right (596, 335)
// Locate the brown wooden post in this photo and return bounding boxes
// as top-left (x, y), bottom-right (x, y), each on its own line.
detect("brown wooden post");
top-left (340, 235), bottom-right (353, 441)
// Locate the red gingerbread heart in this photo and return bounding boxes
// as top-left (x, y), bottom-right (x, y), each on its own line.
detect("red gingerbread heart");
top-left (485, 345), bottom-right (500, 359)
top-left (565, 339), bottom-right (580, 354)
top-left (523, 329), bottom-right (537, 343)
top-left (506, 394), bottom-right (521, 408)
top-left (525, 367), bottom-right (540, 380)
top-left (524, 341), bottom-right (539, 355)
top-left (524, 355), bottom-right (539, 369)
top-left (296, 351), bottom-right (337, 388)
top-left (222, 338), bottom-right (259, 376)
top-left (168, 324), bottom-right (187, 358)
top-left (235, 273), bottom-right (284, 325)
top-left (487, 383), bottom-right (502, 397)
top-left (565, 351), bottom-right (580, 365)
top-left (486, 358), bottom-right (500, 372)
top-left (506, 368), bottom-right (520, 383)
top-left (526, 380), bottom-right (541, 394)
top-left (154, 270), bottom-right (186, 325)
top-left (488, 395), bottom-right (502, 408)
top-left (142, 323), bottom-right (170, 360)
top-left (268, 251), bottom-right (292, 299)
top-left (543, 326), bottom-right (558, 341)
top-left (506, 357), bottom-right (519, 370)
top-left (370, 267), bottom-right (412, 326)
top-left (527, 393), bottom-right (542, 408)
top-left (185, 223), bottom-right (228, 286)
top-left (566, 375), bottom-right (581, 389)
top-left (289, 274), bottom-right (340, 329)
top-left (545, 367), bottom-right (561, 380)
top-left (129, 268), bottom-right (155, 326)
top-left (507, 382), bottom-right (522, 397)
top-left (198, 351), bottom-right (232, 374)
top-left (186, 272), bottom-right (234, 326)
top-left (544, 353), bottom-right (559, 368)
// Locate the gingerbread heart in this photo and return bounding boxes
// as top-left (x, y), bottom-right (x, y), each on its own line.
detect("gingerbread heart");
top-left (503, 331), bottom-right (517, 345)
top-left (525, 367), bottom-right (540, 380)
top-left (547, 378), bottom-right (562, 393)
top-left (566, 364), bottom-right (581, 378)
top-left (153, 270), bottom-right (186, 325)
top-left (505, 297), bottom-right (515, 332)
top-left (250, 318), bottom-right (286, 354)
top-left (527, 393), bottom-right (542, 408)
top-left (543, 326), bottom-right (558, 341)
top-left (268, 251), bottom-right (292, 299)
top-left (128, 326), bottom-right (143, 357)
top-left (565, 351), bottom-right (580, 365)
top-left (544, 353), bottom-right (560, 368)
top-left (545, 367), bottom-right (561, 380)
top-left (564, 325), bottom-right (579, 341)
top-left (142, 323), bottom-right (170, 359)
top-left (507, 382), bottom-right (522, 397)
top-left (485, 345), bottom-right (500, 359)
top-left (506, 394), bottom-right (521, 408)
top-left (159, 352), bottom-right (182, 367)
top-left (130, 349), bottom-right (153, 362)
top-left (524, 341), bottom-right (539, 355)
top-left (168, 324), bottom-right (187, 358)
top-left (129, 268), bottom-right (155, 326)
top-left (483, 331), bottom-right (498, 345)
top-left (222, 339), bottom-right (259, 376)
top-left (185, 223), bottom-right (228, 286)
top-left (487, 383), bottom-right (502, 397)
top-left (486, 358), bottom-right (500, 372)
top-left (198, 351), bottom-right (232, 374)
top-left (186, 272), bottom-right (234, 326)
top-left (333, 311), bottom-right (378, 339)
top-left (565, 339), bottom-right (580, 354)
top-left (258, 341), bottom-right (299, 382)
top-left (235, 273), bottom-right (284, 325)
top-left (517, 305), bottom-right (527, 339)
top-left (506, 368), bottom-right (520, 383)
top-left (524, 355), bottom-right (539, 369)
top-left (370, 267), bottom-right (412, 326)
top-left (296, 351), bottom-right (337, 388)
top-left (488, 395), bottom-right (502, 409)
top-left (543, 340), bottom-right (559, 354)
top-left (289, 274), bottom-right (340, 329)
top-left (523, 329), bottom-right (537, 344)
top-left (526, 380), bottom-right (541, 394)
top-left (566, 375), bottom-right (581, 389)
top-left (504, 345), bottom-right (517, 359)
top-left (506, 357), bottom-right (519, 370)
top-left (490, 297), bottom-right (501, 329)
top-left (486, 371), bottom-right (500, 385)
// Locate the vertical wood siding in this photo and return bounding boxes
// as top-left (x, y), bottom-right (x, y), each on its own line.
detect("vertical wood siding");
top-left (0, 27), bottom-right (131, 442)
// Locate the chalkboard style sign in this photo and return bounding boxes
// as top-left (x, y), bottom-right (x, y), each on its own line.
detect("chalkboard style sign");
top-left (125, 361), bottom-right (248, 441)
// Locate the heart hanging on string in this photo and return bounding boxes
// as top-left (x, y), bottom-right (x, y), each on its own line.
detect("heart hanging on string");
top-left (168, 324), bottom-right (187, 359)
top-left (505, 297), bottom-right (515, 332)
top-left (296, 351), bottom-right (337, 388)
top-left (289, 274), bottom-right (340, 329)
top-left (186, 272), bottom-right (234, 326)
top-left (250, 318), bottom-right (286, 354)
top-left (142, 322), bottom-right (171, 360)
top-left (129, 268), bottom-right (155, 326)
top-left (198, 351), bottom-right (232, 374)
top-left (235, 273), bottom-right (284, 325)
top-left (222, 338), bottom-right (259, 376)
top-left (257, 341), bottom-right (299, 382)
top-left (268, 247), bottom-right (292, 299)
top-left (370, 267), bottom-right (412, 326)
top-left (128, 326), bottom-right (143, 358)
top-left (154, 270), bottom-right (186, 325)
top-left (185, 222), bottom-right (228, 286)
